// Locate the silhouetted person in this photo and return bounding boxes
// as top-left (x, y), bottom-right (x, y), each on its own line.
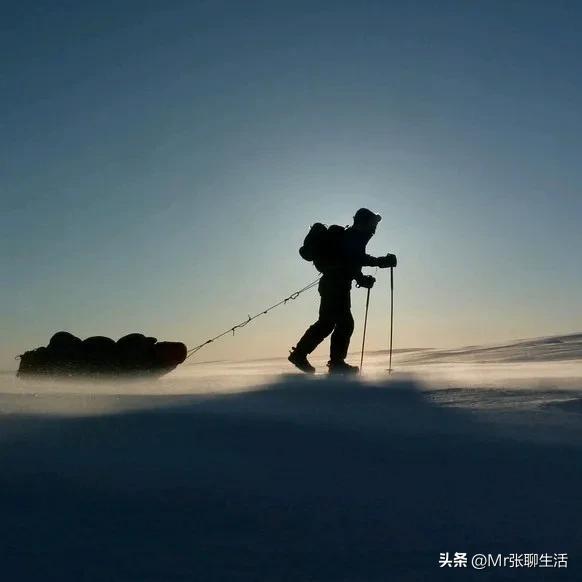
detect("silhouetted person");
top-left (289, 208), bottom-right (397, 374)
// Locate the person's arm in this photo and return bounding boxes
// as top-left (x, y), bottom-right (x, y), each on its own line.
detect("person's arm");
top-left (373, 253), bottom-right (397, 268)
top-left (348, 237), bottom-right (382, 267)
top-left (360, 253), bottom-right (397, 268)
top-left (354, 269), bottom-right (366, 285)
top-left (361, 254), bottom-right (382, 267)
top-left (354, 270), bottom-right (376, 288)
top-left (345, 229), bottom-right (396, 273)
top-left (350, 232), bottom-right (396, 268)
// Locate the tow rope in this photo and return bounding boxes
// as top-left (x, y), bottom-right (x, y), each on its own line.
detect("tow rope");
top-left (185, 277), bottom-right (321, 360)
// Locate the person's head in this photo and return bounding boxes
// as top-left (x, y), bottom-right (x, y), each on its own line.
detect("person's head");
top-left (353, 208), bottom-right (381, 234)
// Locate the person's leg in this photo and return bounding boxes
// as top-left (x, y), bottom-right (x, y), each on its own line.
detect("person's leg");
top-left (293, 287), bottom-right (336, 356)
top-left (330, 313), bottom-right (354, 363)
top-left (329, 288), bottom-right (354, 363)
top-left (289, 285), bottom-right (336, 373)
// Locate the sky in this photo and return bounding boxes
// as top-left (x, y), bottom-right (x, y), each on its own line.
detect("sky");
top-left (2, 0), bottom-right (582, 368)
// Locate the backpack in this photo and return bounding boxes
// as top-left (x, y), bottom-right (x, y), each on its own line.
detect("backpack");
top-left (299, 223), bottom-right (345, 272)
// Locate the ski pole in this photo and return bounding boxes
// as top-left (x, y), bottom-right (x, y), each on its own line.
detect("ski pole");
top-left (359, 287), bottom-right (371, 373)
top-left (388, 267), bottom-right (394, 374)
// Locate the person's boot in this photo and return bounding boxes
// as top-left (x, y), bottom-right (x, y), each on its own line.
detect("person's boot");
top-left (288, 348), bottom-right (316, 374)
top-left (327, 360), bottom-right (359, 375)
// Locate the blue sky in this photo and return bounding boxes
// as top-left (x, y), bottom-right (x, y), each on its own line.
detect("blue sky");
top-left (2, 1), bottom-right (582, 367)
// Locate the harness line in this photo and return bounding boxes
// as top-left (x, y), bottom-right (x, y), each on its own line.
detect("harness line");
top-left (185, 277), bottom-right (321, 360)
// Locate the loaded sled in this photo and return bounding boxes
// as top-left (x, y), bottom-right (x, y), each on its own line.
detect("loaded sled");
top-left (17, 331), bottom-right (187, 379)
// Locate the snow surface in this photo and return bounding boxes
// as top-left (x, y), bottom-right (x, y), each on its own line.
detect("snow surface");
top-left (2, 334), bottom-right (582, 580)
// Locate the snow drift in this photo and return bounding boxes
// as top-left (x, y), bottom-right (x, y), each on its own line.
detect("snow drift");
top-left (2, 333), bottom-right (582, 580)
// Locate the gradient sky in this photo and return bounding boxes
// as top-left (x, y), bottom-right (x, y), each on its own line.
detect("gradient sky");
top-left (2, 0), bottom-right (582, 368)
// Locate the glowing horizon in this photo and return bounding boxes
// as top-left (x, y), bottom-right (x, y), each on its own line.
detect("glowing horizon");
top-left (2, 2), bottom-right (582, 368)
